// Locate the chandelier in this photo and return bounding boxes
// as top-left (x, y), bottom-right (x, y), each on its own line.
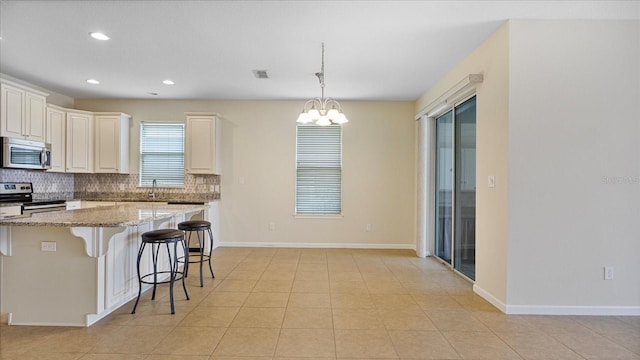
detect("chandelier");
top-left (296, 43), bottom-right (349, 126)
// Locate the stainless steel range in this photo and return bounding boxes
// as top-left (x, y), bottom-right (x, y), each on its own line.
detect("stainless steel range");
top-left (0, 182), bottom-right (66, 214)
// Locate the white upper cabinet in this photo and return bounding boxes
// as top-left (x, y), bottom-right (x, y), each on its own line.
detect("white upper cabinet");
top-left (0, 81), bottom-right (48, 142)
top-left (25, 92), bottom-right (46, 141)
top-left (94, 112), bottom-right (131, 173)
top-left (66, 110), bottom-right (94, 173)
top-left (185, 113), bottom-right (221, 175)
top-left (46, 105), bottom-right (67, 173)
top-left (1, 84), bottom-right (24, 138)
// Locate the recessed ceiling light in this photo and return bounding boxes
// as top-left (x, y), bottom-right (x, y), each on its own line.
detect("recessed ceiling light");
top-left (162, 80), bottom-right (175, 85)
top-left (86, 79), bottom-right (100, 84)
top-left (147, 92), bottom-right (158, 96)
top-left (89, 32), bottom-right (109, 41)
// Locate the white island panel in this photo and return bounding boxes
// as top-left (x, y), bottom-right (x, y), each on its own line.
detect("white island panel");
top-left (3, 226), bottom-right (101, 326)
top-left (0, 203), bottom-right (204, 326)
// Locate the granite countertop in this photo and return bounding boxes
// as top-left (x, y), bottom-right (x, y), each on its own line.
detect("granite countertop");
top-left (0, 202), bottom-right (23, 208)
top-left (0, 203), bottom-right (207, 227)
top-left (73, 192), bottom-right (219, 203)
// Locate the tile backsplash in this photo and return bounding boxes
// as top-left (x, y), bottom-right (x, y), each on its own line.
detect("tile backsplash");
top-left (0, 169), bottom-right (219, 199)
top-left (74, 173), bottom-right (219, 195)
top-left (0, 169), bottom-right (74, 196)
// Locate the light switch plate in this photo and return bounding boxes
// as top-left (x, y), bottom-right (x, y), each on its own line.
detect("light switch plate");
top-left (488, 176), bottom-right (495, 188)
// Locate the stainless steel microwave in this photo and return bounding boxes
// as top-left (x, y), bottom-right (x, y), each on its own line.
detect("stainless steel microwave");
top-left (0, 137), bottom-right (52, 170)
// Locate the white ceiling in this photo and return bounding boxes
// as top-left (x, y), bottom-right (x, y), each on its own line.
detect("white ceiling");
top-left (0, 1), bottom-right (638, 101)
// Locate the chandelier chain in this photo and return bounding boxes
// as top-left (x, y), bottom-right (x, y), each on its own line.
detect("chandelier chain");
top-left (296, 42), bottom-right (348, 125)
top-left (316, 42), bottom-right (326, 99)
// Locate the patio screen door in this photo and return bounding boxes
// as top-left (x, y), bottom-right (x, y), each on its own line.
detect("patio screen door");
top-left (434, 96), bottom-right (476, 280)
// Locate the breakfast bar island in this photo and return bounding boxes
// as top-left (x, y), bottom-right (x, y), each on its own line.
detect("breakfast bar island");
top-left (0, 203), bottom-right (208, 327)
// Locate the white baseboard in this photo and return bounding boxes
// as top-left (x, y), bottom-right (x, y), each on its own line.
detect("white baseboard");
top-left (217, 241), bottom-right (415, 250)
top-left (473, 284), bottom-right (508, 313)
top-left (473, 284), bottom-right (640, 316)
top-left (8, 313), bottom-right (85, 327)
top-left (505, 305), bottom-right (640, 316)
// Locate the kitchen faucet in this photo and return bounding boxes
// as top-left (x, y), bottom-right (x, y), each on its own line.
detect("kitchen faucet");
top-left (149, 179), bottom-right (158, 199)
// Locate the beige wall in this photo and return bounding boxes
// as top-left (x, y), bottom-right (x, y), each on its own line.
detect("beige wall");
top-left (415, 22), bottom-right (511, 307)
top-left (75, 99), bottom-right (417, 249)
top-left (416, 19), bottom-right (640, 314)
top-left (507, 20), bottom-right (640, 312)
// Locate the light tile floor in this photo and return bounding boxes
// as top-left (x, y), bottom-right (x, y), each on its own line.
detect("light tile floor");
top-left (1, 247), bottom-right (639, 359)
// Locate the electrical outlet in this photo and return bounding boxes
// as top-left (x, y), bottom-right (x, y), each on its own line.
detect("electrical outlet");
top-left (604, 266), bottom-right (614, 280)
top-left (196, 177), bottom-right (204, 184)
top-left (210, 185), bottom-right (215, 192)
top-left (269, 222), bottom-right (276, 231)
top-left (119, 184), bottom-right (125, 191)
top-left (41, 242), bottom-right (57, 252)
top-left (365, 224), bottom-right (372, 232)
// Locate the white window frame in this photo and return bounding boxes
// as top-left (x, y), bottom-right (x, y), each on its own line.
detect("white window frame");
top-left (295, 124), bottom-right (343, 217)
top-left (139, 121), bottom-right (185, 187)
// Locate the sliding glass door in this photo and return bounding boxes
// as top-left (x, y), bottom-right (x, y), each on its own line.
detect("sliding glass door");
top-left (434, 96), bottom-right (476, 280)
top-left (453, 97), bottom-right (476, 279)
top-left (434, 111), bottom-right (453, 264)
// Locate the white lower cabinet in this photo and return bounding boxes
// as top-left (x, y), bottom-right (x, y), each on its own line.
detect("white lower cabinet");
top-left (104, 224), bottom-right (145, 309)
top-left (104, 213), bottom-right (187, 309)
top-left (205, 201), bottom-right (220, 249)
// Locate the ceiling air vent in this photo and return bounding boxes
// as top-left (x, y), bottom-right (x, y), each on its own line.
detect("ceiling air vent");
top-left (252, 70), bottom-right (269, 79)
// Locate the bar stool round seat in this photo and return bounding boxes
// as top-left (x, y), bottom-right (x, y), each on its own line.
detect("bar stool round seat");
top-left (143, 228), bottom-right (185, 242)
top-left (179, 220), bottom-right (211, 232)
top-left (178, 220), bottom-right (215, 287)
top-left (131, 229), bottom-right (189, 315)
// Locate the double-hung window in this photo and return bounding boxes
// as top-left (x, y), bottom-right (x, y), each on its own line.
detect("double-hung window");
top-left (295, 124), bottom-right (343, 215)
top-left (139, 122), bottom-right (185, 186)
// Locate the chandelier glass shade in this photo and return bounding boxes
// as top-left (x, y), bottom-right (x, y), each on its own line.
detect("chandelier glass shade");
top-left (296, 43), bottom-right (349, 126)
top-left (296, 98), bottom-right (348, 125)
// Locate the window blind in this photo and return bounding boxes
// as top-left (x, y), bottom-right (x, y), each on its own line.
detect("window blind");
top-left (139, 122), bottom-right (185, 186)
top-left (296, 124), bottom-right (342, 214)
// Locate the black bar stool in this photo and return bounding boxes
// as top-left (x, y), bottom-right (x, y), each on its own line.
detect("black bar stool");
top-left (177, 220), bottom-right (215, 287)
top-left (131, 229), bottom-right (190, 315)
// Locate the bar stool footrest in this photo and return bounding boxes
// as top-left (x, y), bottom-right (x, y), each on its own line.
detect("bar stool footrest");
top-left (139, 271), bottom-right (185, 285)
